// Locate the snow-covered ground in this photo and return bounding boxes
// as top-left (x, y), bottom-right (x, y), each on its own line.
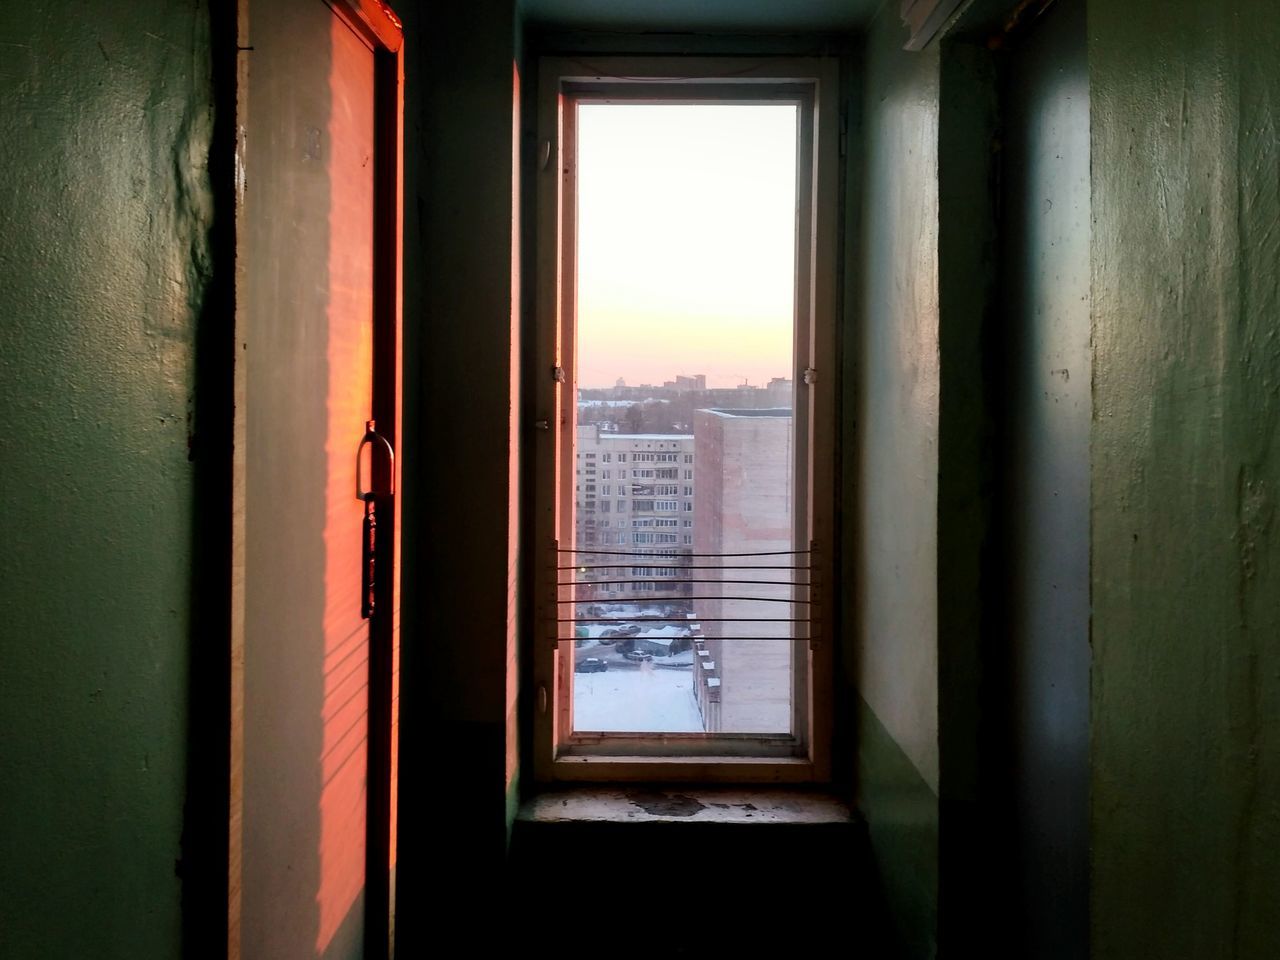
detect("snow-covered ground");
top-left (573, 662), bottom-right (703, 733)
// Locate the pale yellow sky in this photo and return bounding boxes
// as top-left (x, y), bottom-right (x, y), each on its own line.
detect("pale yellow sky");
top-left (576, 103), bottom-right (797, 390)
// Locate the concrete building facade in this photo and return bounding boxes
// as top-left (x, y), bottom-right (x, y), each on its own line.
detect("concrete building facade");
top-left (573, 424), bottom-right (696, 599)
top-left (692, 409), bottom-right (795, 733)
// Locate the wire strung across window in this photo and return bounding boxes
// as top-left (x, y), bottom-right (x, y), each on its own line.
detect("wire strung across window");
top-left (553, 547), bottom-right (814, 640)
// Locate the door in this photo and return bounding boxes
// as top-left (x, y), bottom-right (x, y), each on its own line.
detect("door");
top-left (233, 2), bottom-right (402, 958)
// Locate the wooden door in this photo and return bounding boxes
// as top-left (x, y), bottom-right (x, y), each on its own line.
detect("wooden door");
top-left (232, 3), bottom-right (402, 958)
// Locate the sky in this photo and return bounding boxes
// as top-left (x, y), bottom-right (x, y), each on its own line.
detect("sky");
top-left (576, 103), bottom-right (798, 390)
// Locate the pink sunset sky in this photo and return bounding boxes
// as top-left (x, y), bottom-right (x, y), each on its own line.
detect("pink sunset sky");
top-left (576, 102), bottom-right (798, 390)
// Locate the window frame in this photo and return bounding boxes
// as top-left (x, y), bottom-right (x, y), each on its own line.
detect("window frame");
top-left (533, 56), bottom-right (838, 784)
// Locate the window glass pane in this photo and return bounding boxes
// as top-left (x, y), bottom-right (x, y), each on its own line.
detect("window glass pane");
top-left (570, 102), bottom-right (799, 736)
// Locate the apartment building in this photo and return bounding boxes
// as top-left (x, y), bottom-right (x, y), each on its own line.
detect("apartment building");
top-left (574, 424), bottom-right (696, 599)
top-left (691, 408), bottom-right (795, 733)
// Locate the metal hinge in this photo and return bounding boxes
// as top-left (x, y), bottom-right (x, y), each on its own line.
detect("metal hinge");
top-left (803, 367), bottom-right (817, 385)
top-left (552, 365), bottom-right (566, 383)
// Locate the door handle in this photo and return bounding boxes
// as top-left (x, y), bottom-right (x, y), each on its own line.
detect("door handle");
top-left (356, 420), bottom-right (394, 619)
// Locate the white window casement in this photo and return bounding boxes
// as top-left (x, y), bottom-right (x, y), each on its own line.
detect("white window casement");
top-left (533, 56), bottom-right (838, 783)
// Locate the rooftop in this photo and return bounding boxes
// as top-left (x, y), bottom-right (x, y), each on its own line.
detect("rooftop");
top-left (701, 408), bottom-right (794, 419)
top-left (597, 433), bottom-right (694, 441)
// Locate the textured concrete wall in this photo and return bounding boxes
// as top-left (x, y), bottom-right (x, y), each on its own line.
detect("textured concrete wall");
top-left (849, 6), bottom-right (941, 957)
top-left (1089, 0), bottom-right (1280, 956)
top-left (995, 1), bottom-right (1091, 952)
top-left (853, 0), bottom-right (941, 795)
top-left (0, 2), bottom-right (215, 957)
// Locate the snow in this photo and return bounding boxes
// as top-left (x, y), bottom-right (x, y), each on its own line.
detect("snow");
top-left (573, 663), bottom-right (704, 733)
top-left (637, 624), bottom-right (700, 638)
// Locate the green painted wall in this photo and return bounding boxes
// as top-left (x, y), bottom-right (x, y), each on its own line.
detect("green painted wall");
top-left (0, 2), bottom-right (215, 958)
top-left (1089, 0), bottom-right (1280, 956)
top-left (849, 6), bottom-right (941, 957)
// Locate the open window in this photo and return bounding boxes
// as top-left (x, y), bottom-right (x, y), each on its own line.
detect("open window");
top-left (533, 58), bottom-right (838, 782)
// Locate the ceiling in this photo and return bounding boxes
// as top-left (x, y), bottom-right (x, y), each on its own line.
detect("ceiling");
top-left (520, 0), bottom-right (886, 32)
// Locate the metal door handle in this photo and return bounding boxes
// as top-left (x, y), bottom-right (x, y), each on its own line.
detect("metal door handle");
top-left (356, 419), bottom-right (395, 502)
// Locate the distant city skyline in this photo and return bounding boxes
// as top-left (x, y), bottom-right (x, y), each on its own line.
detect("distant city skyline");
top-left (576, 102), bottom-right (797, 391)
top-left (579, 371), bottom-right (793, 391)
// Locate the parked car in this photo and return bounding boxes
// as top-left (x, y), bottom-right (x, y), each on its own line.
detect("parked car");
top-left (623, 650), bottom-right (653, 663)
top-left (575, 657), bottom-right (608, 674)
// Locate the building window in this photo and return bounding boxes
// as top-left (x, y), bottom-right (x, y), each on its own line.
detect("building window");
top-left (533, 56), bottom-right (838, 781)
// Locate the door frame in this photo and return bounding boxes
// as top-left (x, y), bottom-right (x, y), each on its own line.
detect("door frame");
top-left (228, 3), bottom-right (404, 957)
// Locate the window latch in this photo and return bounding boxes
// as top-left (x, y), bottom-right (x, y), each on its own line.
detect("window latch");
top-left (803, 367), bottom-right (817, 385)
top-left (356, 420), bottom-right (395, 619)
top-left (552, 365), bottom-right (566, 383)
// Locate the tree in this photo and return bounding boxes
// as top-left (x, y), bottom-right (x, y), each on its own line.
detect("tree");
top-left (625, 403), bottom-right (644, 434)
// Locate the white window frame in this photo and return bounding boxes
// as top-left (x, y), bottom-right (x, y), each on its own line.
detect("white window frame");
top-left (533, 56), bottom-right (838, 783)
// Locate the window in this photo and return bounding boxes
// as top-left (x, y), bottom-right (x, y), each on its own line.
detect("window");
top-left (533, 56), bottom-right (837, 782)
